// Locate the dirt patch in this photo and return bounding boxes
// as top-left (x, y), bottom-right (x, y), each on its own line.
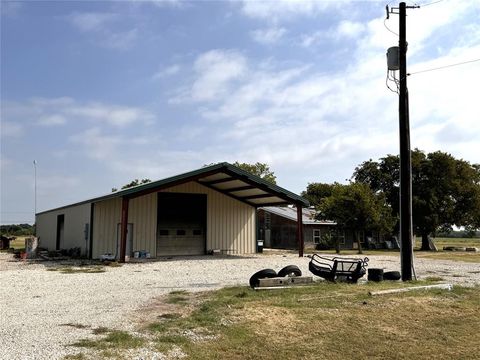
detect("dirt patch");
top-left (129, 291), bottom-right (213, 333)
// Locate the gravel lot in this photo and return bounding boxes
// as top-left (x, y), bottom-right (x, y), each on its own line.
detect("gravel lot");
top-left (1, 251), bottom-right (478, 360)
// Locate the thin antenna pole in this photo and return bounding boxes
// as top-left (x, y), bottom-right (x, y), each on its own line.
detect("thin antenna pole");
top-left (33, 160), bottom-right (37, 233)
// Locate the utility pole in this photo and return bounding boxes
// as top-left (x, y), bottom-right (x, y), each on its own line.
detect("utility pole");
top-left (398, 2), bottom-right (413, 281)
top-left (387, 2), bottom-right (419, 281)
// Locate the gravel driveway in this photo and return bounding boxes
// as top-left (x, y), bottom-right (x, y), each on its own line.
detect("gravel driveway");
top-left (1, 251), bottom-right (478, 360)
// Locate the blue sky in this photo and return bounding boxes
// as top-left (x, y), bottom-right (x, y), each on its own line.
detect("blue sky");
top-left (1, 0), bottom-right (479, 224)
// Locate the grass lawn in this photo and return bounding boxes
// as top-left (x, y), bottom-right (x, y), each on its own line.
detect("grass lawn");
top-left (304, 237), bottom-right (480, 263)
top-left (68, 281), bottom-right (480, 360)
top-left (0, 236), bottom-right (27, 251)
top-left (414, 237), bottom-right (480, 263)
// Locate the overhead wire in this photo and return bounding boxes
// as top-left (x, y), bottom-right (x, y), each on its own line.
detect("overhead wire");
top-left (408, 58), bottom-right (480, 76)
top-left (383, 18), bottom-right (398, 36)
top-left (386, 69), bottom-right (400, 94)
top-left (417, 0), bottom-right (445, 8)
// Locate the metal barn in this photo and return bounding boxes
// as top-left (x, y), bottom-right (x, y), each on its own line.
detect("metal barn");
top-left (36, 163), bottom-right (309, 260)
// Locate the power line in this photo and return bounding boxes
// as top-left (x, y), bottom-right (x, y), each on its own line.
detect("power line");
top-left (408, 58), bottom-right (480, 76)
top-left (418, 0), bottom-right (445, 8)
top-left (383, 17), bottom-right (398, 36)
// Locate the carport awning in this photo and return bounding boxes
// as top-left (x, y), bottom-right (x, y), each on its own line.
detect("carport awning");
top-left (197, 171), bottom-right (299, 207)
top-left (94, 162), bottom-right (309, 208)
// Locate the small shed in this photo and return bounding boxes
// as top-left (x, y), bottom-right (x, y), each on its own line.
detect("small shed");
top-left (36, 163), bottom-right (309, 260)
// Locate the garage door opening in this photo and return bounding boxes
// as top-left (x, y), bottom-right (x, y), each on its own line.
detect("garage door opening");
top-left (157, 192), bottom-right (207, 256)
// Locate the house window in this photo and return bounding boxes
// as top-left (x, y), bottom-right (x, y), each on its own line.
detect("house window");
top-left (159, 229), bottom-right (169, 236)
top-left (313, 229), bottom-right (321, 244)
top-left (177, 229), bottom-right (186, 236)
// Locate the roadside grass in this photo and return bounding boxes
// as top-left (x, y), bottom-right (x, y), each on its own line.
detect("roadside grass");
top-left (139, 281), bottom-right (480, 359)
top-left (71, 329), bottom-right (145, 350)
top-left (166, 290), bottom-right (189, 305)
top-left (415, 252), bottom-right (480, 263)
top-left (414, 237), bottom-right (480, 263)
top-left (304, 237), bottom-right (480, 263)
top-left (421, 237), bottom-right (480, 249)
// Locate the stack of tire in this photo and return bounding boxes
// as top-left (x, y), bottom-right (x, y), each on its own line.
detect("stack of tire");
top-left (249, 265), bottom-right (302, 288)
top-left (368, 268), bottom-right (401, 282)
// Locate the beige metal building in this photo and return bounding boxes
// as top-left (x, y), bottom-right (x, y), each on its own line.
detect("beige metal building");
top-left (36, 163), bottom-right (309, 260)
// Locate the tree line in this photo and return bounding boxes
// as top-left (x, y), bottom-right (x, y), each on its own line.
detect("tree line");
top-left (302, 149), bottom-right (480, 250)
top-left (0, 224), bottom-right (35, 236)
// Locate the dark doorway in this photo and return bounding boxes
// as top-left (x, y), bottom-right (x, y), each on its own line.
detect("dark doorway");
top-left (157, 192), bottom-right (207, 256)
top-left (56, 214), bottom-right (65, 250)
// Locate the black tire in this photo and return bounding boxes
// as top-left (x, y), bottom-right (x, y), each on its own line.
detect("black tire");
top-left (383, 271), bottom-right (401, 281)
top-left (368, 268), bottom-right (384, 282)
top-left (249, 269), bottom-right (277, 288)
top-left (278, 265), bottom-right (302, 278)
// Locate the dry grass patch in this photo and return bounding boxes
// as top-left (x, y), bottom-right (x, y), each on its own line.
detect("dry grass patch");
top-left (47, 266), bottom-right (106, 274)
top-left (415, 251), bottom-right (480, 263)
top-left (67, 282), bottom-right (480, 360)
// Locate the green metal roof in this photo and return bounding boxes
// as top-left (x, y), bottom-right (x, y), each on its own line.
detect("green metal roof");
top-left (37, 162), bottom-right (309, 215)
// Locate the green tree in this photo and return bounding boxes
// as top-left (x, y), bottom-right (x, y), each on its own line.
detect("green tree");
top-left (301, 183), bottom-right (334, 207)
top-left (0, 224), bottom-right (34, 236)
top-left (205, 162), bottom-right (277, 184)
top-left (353, 150), bottom-right (480, 250)
top-left (232, 162), bottom-right (277, 184)
top-left (112, 178), bottom-right (152, 192)
top-left (317, 183), bottom-right (395, 254)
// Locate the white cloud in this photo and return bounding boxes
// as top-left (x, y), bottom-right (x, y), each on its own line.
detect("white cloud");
top-left (301, 31), bottom-right (323, 48)
top-left (105, 28), bottom-right (139, 50)
top-left (336, 20), bottom-right (366, 39)
top-left (251, 27), bottom-right (287, 44)
top-left (67, 12), bottom-right (138, 50)
top-left (1, 121), bottom-right (23, 137)
top-left (152, 64), bottom-right (181, 80)
top-left (190, 50), bottom-right (247, 101)
top-left (70, 127), bottom-right (122, 160)
top-left (68, 12), bottom-right (117, 32)
top-left (66, 102), bottom-right (154, 127)
top-left (240, 0), bottom-right (339, 21)
top-left (37, 114), bottom-right (66, 126)
top-left (164, 1), bottom-right (479, 189)
top-left (143, 0), bottom-right (184, 8)
top-left (3, 98), bottom-right (154, 129)
top-left (301, 20), bottom-right (365, 47)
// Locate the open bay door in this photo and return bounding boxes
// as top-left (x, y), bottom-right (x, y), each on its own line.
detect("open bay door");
top-left (157, 192), bottom-right (206, 256)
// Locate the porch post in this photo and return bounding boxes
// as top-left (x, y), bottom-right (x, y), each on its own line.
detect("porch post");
top-left (296, 203), bottom-right (304, 257)
top-left (119, 197), bottom-right (129, 263)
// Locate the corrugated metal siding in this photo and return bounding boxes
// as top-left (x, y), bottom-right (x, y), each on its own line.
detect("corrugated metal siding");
top-left (91, 181), bottom-right (256, 258)
top-left (129, 193), bottom-right (157, 256)
top-left (35, 203), bottom-right (91, 255)
top-left (92, 198), bottom-right (121, 258)
top-left (160, 182), bottom-right (256, 254)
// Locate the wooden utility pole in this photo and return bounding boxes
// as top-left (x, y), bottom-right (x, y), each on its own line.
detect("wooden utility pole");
top-left (398, 2), bottom-right (418, 281)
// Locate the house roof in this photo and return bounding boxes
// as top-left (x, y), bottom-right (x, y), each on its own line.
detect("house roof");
top-left (37, 162), bottom-right (309, 215)
top-left (260, 206), bottom-right (336, 226)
